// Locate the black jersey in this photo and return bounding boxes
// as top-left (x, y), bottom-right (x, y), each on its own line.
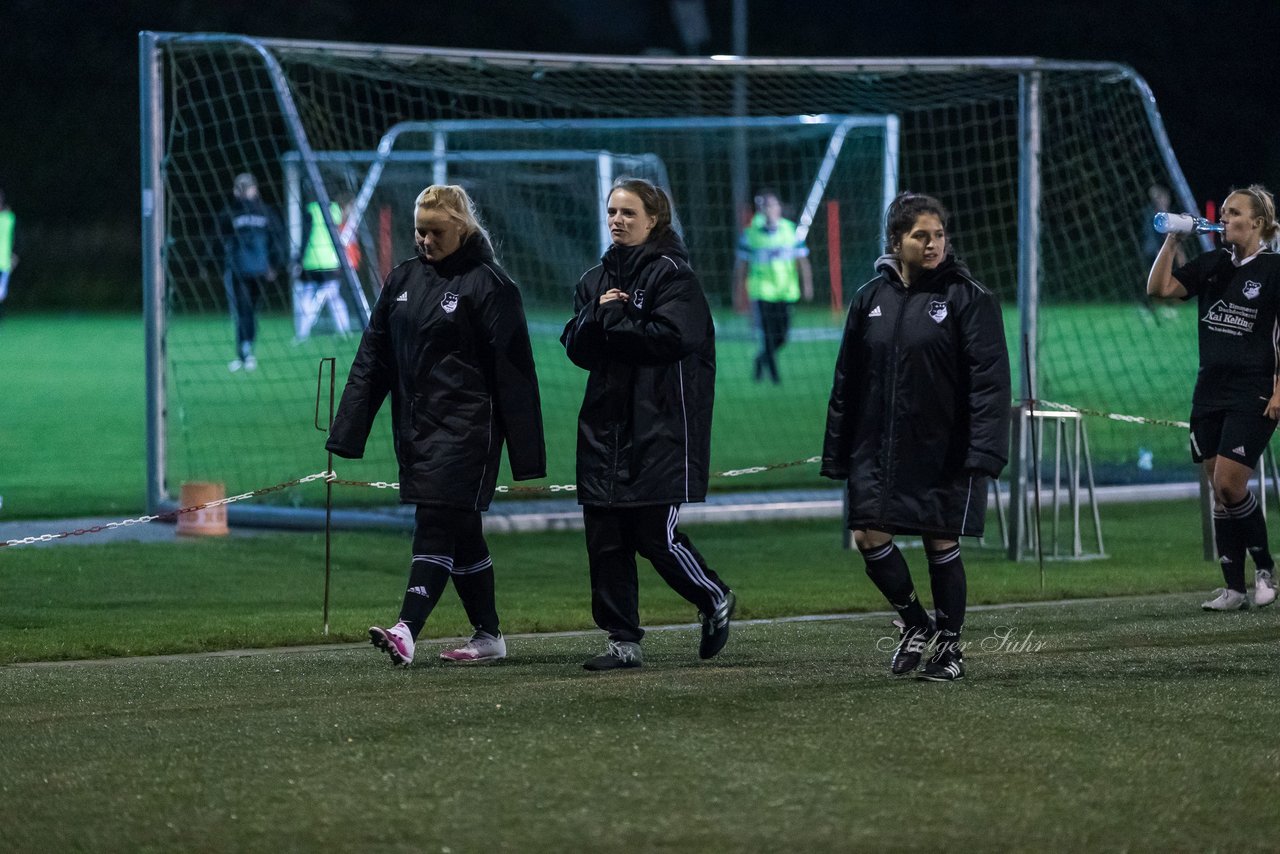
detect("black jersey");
top-left (1175, 248), bottom-right (1280, 412)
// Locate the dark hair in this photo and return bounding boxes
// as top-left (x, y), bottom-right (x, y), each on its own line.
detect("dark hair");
top-left (884, 191), bottom-right (949, 253)
top-left (754, 189), bottom-right (780, 210)
top-left (610, 177), bottom-right (674, 240)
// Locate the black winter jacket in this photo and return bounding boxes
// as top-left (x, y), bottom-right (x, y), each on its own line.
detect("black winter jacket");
top-left (219, 197), bottom-right (285, 277)
top-left (326, 234), bottom-right (545, 509)
top-left (821, 254), bottom-right (1010, 536)
top-left (561, 231), bottom-right (715, 506)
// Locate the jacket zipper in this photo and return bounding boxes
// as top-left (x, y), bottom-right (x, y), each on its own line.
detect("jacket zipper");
top-left (607, 256), bottom-right (620, 505)
top-left (879, 287), bottom-right (907, 523)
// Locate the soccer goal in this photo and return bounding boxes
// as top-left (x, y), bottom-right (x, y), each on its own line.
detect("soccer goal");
top-left (284, 114), bottom-right (897, 305)
top-left (141, 34), bottom-right (1202, 529)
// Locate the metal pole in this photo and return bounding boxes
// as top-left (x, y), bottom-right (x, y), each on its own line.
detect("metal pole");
top-left (597, 153), bottom-right (614, 256)
top-left (1081, 418), bottom-right (1105, 556)
top-left (315, 357), bottom-right (337, 634)
top-left (1024, 338), bottom-right (1045, 589)
top-left (842, 488), bottom-right (852, 550)
top-left (1007, 404), bottom-right (1024, 560)
top-left (1014, 70), bottom-right (1042, 567)
top-left (730, 0), bottom-right (749, 242)
top-left (1052, 417), bottom-right (1062, 558)
top-left (1268, 443), bottom-right (1280, 517)
top-left (433, 131), bottom-right (448, 186)
top-left (238, 35), bottom-right (372, 327)
top-left (140, 32), bottom-right (168, 515)
top-left (1200, 468), bottom-right (1216, 562)
top-left (285, 156), bottom-right (303, 318)
top-left (1259, 447), bottom-right (1269, 519)
top-left (324, 365), bottom-right (334, 635)
top-left (1071, 416), bottom-right (1083, 557)
top-left (1017, 71), bottom-right (1042, 422)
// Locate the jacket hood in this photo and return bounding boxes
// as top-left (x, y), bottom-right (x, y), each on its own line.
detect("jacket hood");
top-left (604, 228), bottom-right (690, 284)
top-left (422, 231), bottom-right (495, 276)
top-left (604, 228), bottom-right (690, 263)
top-left (874, 252), bottom-right (973, 288)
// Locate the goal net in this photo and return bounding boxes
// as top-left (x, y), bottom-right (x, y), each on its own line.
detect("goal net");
top-left (141, 34), bottom-right (1202, 523)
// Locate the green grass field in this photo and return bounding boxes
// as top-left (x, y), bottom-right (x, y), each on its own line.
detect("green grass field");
top-left (2, 504), bottom-right (1278, 850)
top-left (1, 600), bottom-right (1277, 851)
top-left (4, 478), bottom-right (1279, 847)
top-left (0, 500), bottom-right (1224, 663)
top-left (1, 303), bottom-right (1200, 521)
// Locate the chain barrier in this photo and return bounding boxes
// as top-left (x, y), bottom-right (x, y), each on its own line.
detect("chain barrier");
top-left (331, 455), bottom-right (827, 494)
top-left (2, 402), bottom-right (1182, 547)
top-left (1036, 399), bottom-right (1190, 430)
top-left (1, 471), bottom-right (334, 548)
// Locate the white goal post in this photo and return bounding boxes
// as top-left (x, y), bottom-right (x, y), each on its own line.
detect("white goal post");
top-left (141, 33), bottom-right (1200, 538)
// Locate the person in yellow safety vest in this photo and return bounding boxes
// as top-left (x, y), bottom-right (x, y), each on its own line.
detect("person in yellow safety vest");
top-left (295, 199), bottom-right (352, 340)
top-left (733, 190), bottom-right (813, 383)
top-left (0, 189), bottom-right (17, 317)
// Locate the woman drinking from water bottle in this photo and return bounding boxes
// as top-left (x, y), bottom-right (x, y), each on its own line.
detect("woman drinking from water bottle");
top-left (1148, 184), bottom-right (1280, 611)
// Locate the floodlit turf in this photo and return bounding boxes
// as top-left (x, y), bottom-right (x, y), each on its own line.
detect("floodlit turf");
top-left (1, 596), bottom-right (1277, 851)
top-left (0, 303), bottom-right (1201, 519)
top-left (2, 313), bottom-right (147, 518)
top-left (3, 498), bottom-right (1277, 848)
top-left (0, 500), bottom-right (1242, 664)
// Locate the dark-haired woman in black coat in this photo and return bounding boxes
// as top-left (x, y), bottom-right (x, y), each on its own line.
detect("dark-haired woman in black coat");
top-left (822, 192), bottom-right (1010, 682)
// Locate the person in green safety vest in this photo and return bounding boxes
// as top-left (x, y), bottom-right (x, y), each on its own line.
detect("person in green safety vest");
top-left (733, 190), bottom-right (813, 383)
top-left (0, 189), bottom-right (17, 317)
top-left (294, 198), bottom-right (352, 340)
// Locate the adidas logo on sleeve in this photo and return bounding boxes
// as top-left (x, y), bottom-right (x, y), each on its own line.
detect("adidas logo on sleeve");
top-left (868, 305), bottom-right (882, 317)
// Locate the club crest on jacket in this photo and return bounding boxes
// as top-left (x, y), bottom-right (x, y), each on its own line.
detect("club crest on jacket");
top-left (441, 292), bottom-right (459, 313)
top-left (1243, 279), bottom-right (1261, 300)
top-left (632, 289), bottom-right (645, 309)
top-left (928, 299), bottom-right (948, 323)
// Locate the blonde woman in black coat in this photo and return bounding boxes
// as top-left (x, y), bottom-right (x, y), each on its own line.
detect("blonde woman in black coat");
top-left (328, 185), bottom-right (545, 667)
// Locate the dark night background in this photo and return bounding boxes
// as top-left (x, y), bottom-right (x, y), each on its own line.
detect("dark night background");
top-left (1, 0), bottom-right (1275, 308)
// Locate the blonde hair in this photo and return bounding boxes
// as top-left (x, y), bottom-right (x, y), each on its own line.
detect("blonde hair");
top-left (414, 184), bottom-right (492, 246)
top-left (1229, 184), bottom-right (1280, 249)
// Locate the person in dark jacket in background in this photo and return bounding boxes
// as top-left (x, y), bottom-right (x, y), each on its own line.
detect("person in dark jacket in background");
top-left (562, 177), bottom-right (735, 671)
top-left (822, 191), bottom-right (1010, 682)
top-left (219, 173), bottom-right (285, 372)
top-left (327, 184), bottom-right (545, 667)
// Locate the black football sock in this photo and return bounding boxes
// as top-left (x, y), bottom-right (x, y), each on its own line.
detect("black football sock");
top-left (1213, 505), bottom-right (1247, 593)
top-left (926, 544), bottom-right (967, 634)
top-left (398, 555), bottom-right (453, 638)
top-left (1230, 491), bottom-right (1275, 571)
top-left (451, 557), bottom-right (500, 637)
top-left (935, 629), bottom-right (964, 661)
top-left (859, 542), bottom-right (930, 628)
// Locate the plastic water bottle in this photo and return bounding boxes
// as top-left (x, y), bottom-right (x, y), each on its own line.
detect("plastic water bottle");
top-left (1152, 212), bottom-right (1224, 235)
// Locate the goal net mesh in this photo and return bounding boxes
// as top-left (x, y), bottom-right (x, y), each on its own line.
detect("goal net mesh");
top-left (146, 36), bottom-right (1200, 514)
